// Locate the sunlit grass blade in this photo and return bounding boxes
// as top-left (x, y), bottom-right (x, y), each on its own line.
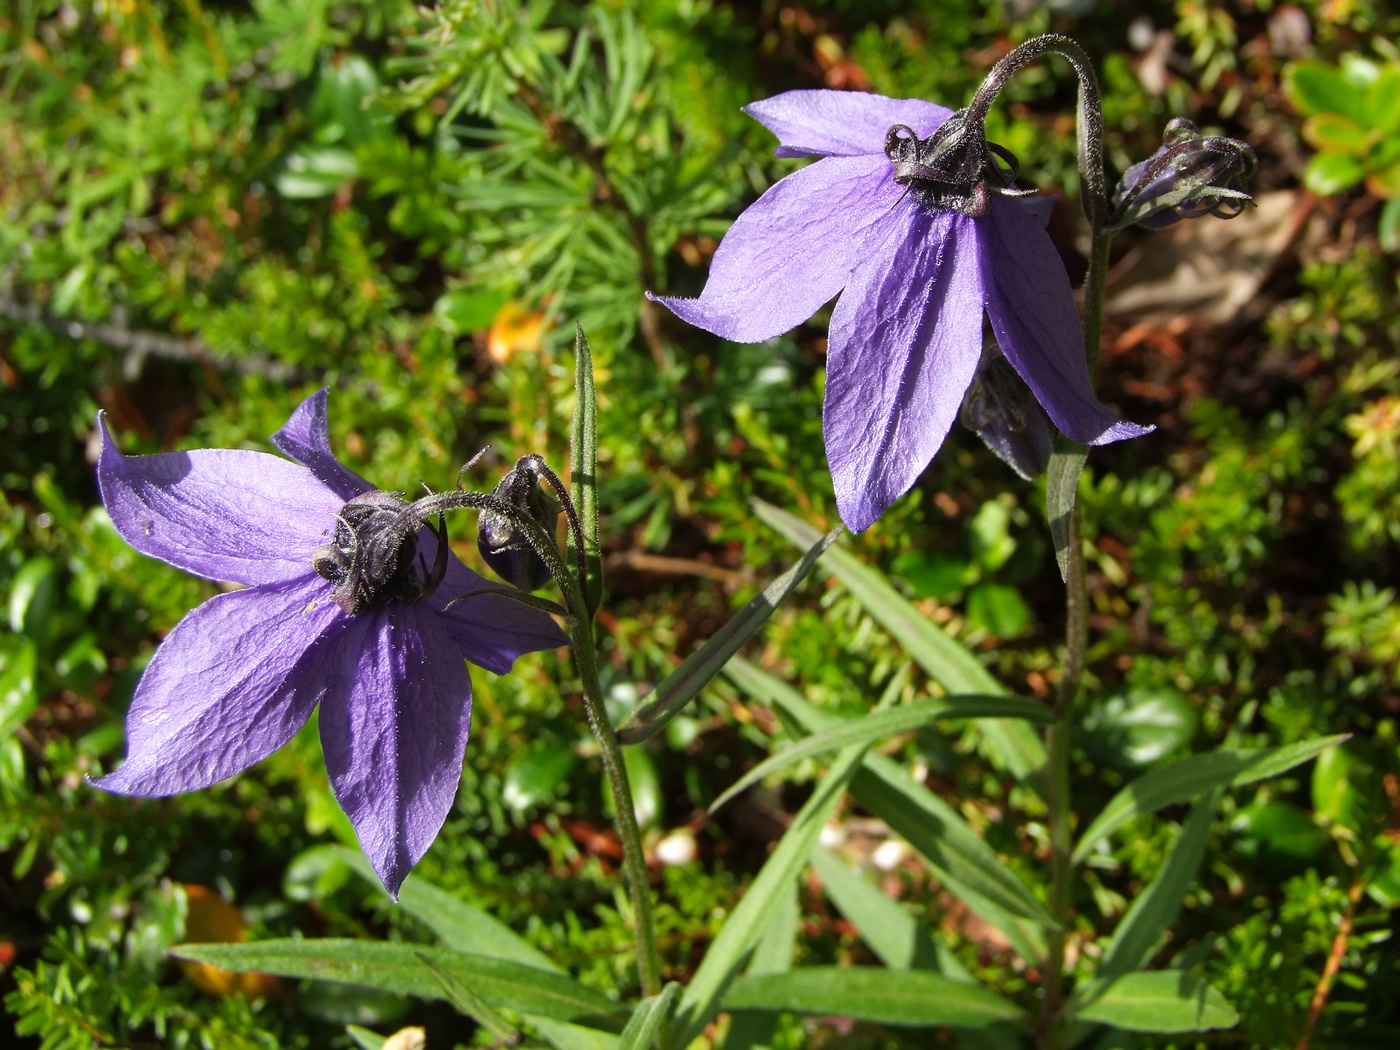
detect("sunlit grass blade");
top-left (752, 499), bottom-right (1045, 780)
top-left (720, 967), bottom-right (1025, 1028)
top-left (335, 847), bottom-right (560, 971)
top-left (726, 657), bottom-right (1054, 936)
top-left (709, 694), bottom-right (1052, 814)
top-left (1069, 971), bottom-right (1238, 1032)
top-left (571, 324), bottom-right (602, 616)
top-left (414, 950), bottom-right (519, 1041)
top-left (617, 524), bottom-right (843, 745)
top-left (1097, 791), bottom-right (1219, 979)
top-left (810, 847), bottom-right (946, 972)
top-left (668, 739), bottom-right (869, 1048)
top-left (171, 940), bottom-right (624, 1028)
top-left (1071, 735), bottom-right (1348, 864)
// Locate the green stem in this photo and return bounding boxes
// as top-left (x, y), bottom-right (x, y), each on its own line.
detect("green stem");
top-left (568, 614), bottom-right (664, 997)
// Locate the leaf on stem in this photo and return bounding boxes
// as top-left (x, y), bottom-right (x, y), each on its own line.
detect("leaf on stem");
top-left (1069, 971), bottom-right (1238, 1032)
top-left (616, 524), bottom-right (843, 745)
top-left (1046, 440), bottom-right (1087, 583)
top-left (170, 939), bottom-right (624, 1028)
top-left (414, 950), bottom-right (520, 1041)
top-left (752, 500), bottom-right (1045, 780)
top-left (617, 983), bottom-right (681, 1050)
top-left (1071, 735), bottom-right (1349, 863)
top-left (709, 694), bottom-right (1052, 814)
top-left (720, 967), bottom-right (1024, 1027)
top-left (571, 324), bottom-right (602, 616)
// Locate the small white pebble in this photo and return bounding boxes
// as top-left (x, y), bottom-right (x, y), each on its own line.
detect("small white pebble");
top-left (872, 838), bottom-right (907, 872)
top-left (655, 831), bottom-right (696, 866)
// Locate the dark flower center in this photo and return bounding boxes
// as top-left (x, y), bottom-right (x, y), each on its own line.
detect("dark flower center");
top-left (312, 492), bottom-right (447, 615)
top-left (885, 115), bottom-right (1021, 218)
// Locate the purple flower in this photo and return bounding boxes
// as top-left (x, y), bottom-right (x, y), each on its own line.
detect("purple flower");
top-left (651, 90), bottom-right (1151, 532)
top-left (92, 391), bottom-right (566, 896)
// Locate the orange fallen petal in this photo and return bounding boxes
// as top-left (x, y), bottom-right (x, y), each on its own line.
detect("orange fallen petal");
top-left (488, 302), bottom-right (549, 363)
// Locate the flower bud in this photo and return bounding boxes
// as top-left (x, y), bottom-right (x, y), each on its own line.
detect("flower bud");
top-left (1111, 118), bottom-right (1257, 230)
top-left (477, 455), bottom-right (562, 592)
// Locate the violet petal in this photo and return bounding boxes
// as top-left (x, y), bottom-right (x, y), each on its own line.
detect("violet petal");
top-left (416, 528), bottom-right (566, 673)
top-left (824, 203), bottom-right (986, 533)
top-left (650, 153), bottom-right (898, 342)
top-left (980, 198), bottom-right (1154, 445)
top-left (272, 389), bottom-right (374, 501)
top-left (91, 575), bottom-right (339, 796)
top-left (98, 415), bottom-right (346, 587)
top-left (318, 603), bottom-right (473, 897)
top-left (744, 90), bottom-right (953, 158)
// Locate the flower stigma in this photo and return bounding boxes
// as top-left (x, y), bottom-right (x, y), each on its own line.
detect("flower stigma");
top-left (313, 491), bottom-right (448, 614)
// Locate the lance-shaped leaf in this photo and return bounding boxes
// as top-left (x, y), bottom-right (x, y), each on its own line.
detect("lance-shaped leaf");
top-left (336, 846), bottom-right (559, 971)
top-left (721, 968), bottom-right (1024, 1028)
top-left (571, 324), bottom-right (602, 615)
top-left (810, 846), bottom-right (947, 973)
top-left (1069, 972), bottom-right (1238, 1033)
top-left (617, 525), bottom-right (842, 745)
top-left (617, 984), bottom-right (681, 1050)
top-left (415, 950), bottom-right (519, 1040)
top-left (1046, 440), bottom-right (1087, 583)
top-left (1097, 791), bottom-right (1219, 979)
top-left (171, 940), bottom-right (623, 1029)
top-left (1072, 735), bottom-right (1348, 864)
top-left (668, 739), bottom-right (869, 1048)
top-left (726, 657), bottom-right (1053, 941)
top-left (710, 694), bottom-right (1052, 813)
top-left (753, 500), bottom-right (1045, 780)
top-left (719, 879), bottom-right (800, 1050)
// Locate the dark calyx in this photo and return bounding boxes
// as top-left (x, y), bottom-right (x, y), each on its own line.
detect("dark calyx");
top-left (477, 455), bottom-right (561, 592)
top-left (313, 491), bottom-right (448, 614)
top-left (885, 114), bottom-right (1021, 218)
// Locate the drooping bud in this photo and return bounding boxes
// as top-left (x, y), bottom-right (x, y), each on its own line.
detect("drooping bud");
top-left (959, 343), bottom-right (1055, 481)
top-left (477, 455), bottom-right (562, 592)
top-left (885, 113), bottom-right (1022, 217)
top-left (1110, 118), bottom-right (1257, 231)
top-left (313, 491), bottom-right (447, 615)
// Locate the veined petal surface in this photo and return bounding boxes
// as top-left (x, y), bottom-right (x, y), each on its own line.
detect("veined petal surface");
top-left (651, 153), bottom-right (899, 342)
top-left (318, 604), bottom-right (474, 898)
top-left (98, 417), bottom-right (347, 587)
top-left (272, 388), bottom-right (374, 502)
top-left (744, 90), bottom-right (952, 158)
top-left (980, 198), bottom-right (1153, 445)
top-left (92, 574), bottom-right (340, 795)
top-left (824, 203), bottom-right (986, 534)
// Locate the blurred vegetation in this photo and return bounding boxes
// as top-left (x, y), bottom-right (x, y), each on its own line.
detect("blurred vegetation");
top-left (3, 0), bottom-right (1400, 1047)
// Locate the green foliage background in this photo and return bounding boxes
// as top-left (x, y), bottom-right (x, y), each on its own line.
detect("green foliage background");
top-left (3, 0), bottom-right (1400, 1047)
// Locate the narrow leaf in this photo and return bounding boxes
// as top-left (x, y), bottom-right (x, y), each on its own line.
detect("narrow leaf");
top-left (721, 968), bottom-right (1024, 1027)
top-left (753, 500), bottom-right (1045, 779)
top-left (726, 657), bottom-right (1053, 939)
top-left (335, 847), bottom-right (560, 972)
top-left (1072, 735), bottom-right (1348, 864)
top-left (711, 695), bottom-right (1052, 814)
top-left (572, 324), bottom-right (602, 615)
top-left (1097, 792), bottom-right (1219, 979)
top-left (1046, 440), bottom-right (1087, 583)
top-left (617, 984), bottom-right (681, 1050)
top-left (415, 950), bottom-right (519, 1040)
top-left (1070, 972), bottom-right (1238, 1032)
top-left (810, 846), bottom-right (942, 972)
top-left (669, 738), bottom-right (869, 1048)
top-left (171, 940), bottom-right (622, 1028)
top-left (617, 525), bottom-right (843, 745)
top-left (719, 879), bottom-right (799, 1050)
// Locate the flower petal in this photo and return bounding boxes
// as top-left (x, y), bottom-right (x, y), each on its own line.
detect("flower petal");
top-left (824, 202), bottom-right (986, 533)
top-left (404, 523), bottom-right (566, 672)
top-left (744, 90), bottom-right (953, 158)
top-left (271, 389), bottom-right (374, 502)
top-left (980, 198), bottom-right (1154, 445)
top-left (318, 604), bottom-right (473, 897)
top-left (98, 415), bottom-right (347, 586)
top-left (651, 153), bottom-right (899, 342)
top-left (91, 575), bottom-right (339, 796)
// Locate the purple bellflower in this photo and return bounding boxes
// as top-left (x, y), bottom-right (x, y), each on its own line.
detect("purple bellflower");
top-left (651, 90), bottom-right (1152, 532)
top-left (92, 391), bottom-right (566, 896)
